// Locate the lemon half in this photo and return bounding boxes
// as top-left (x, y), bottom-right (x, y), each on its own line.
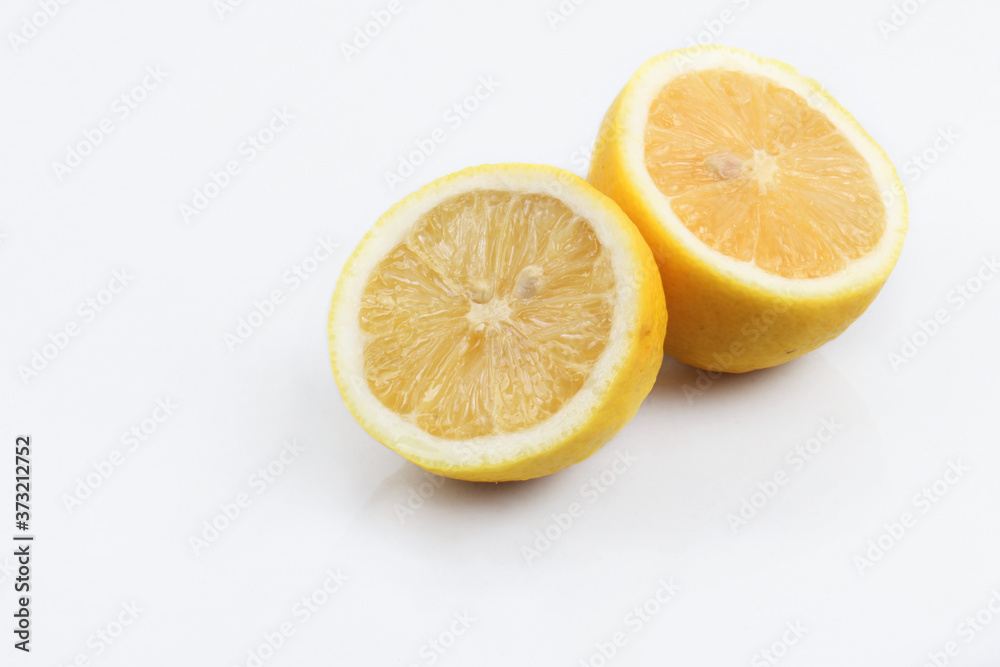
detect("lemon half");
top-left (589, 46), bottom-right (908, 372)
top-left (329, 164), bottom-right (666, 482)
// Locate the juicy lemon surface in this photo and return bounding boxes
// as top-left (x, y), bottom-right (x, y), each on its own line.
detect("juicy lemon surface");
top-left (645, 69), bottom-right (886, 279)
top-left (360, 191), bottom-right (615, 440)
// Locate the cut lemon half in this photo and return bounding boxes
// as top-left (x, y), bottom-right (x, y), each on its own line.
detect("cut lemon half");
top-left (589, 46), bottom-right (907, 372)
top-left (328, 164), bottom-right (666, 482)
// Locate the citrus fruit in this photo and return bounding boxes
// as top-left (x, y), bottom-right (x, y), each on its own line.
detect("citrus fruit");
top-left (589, 46), bottom-right (908, 372)
top-left (328, 164), bottom-right (666, 482)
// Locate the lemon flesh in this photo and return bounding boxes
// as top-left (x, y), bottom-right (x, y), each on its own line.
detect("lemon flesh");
top-left (360, 191), bottom-right (615, 440)
top-left (645, 69), bottom-right (887, 279)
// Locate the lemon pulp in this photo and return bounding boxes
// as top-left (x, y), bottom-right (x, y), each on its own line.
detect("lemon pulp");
top-left (359, 191), bottom-right (615, 440)
top-left (644, 69), bottom-right (887, 279)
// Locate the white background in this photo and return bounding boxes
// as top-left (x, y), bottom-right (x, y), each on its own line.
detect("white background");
top-left (2, 0), bottom-right (999, 665)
